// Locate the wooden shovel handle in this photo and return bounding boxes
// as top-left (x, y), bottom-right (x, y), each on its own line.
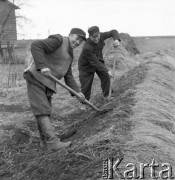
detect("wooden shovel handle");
top-left (108, 46), bottom-right (118, 99)
top-left (48, 74), bottom-right (100, 111)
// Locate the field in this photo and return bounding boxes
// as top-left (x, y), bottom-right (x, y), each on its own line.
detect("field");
top-left (134, 36), bottom-right (175, 53)
top-left (0, 35), bottom-right (175, 179)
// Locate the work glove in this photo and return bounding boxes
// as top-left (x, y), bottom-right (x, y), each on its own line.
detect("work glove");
top-left (108, 70), bottom-right (114, 78)
top-left (113, 39), bottom-right (120, 48)
top-left (77, 92), bottom-right (86, 103)
top-left (41, 68), bottom-right (51, 76)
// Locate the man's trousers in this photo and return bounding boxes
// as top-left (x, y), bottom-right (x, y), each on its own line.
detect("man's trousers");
top-left (79, 69), bottom-right (110, 100)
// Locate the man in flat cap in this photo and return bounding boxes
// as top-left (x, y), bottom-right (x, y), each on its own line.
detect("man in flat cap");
top-left (78, 26), bottom-right (121, 101)
top-left (24, 28), bottom-right (86, 151)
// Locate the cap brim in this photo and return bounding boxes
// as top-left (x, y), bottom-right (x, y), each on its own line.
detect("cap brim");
top-left (78, 34), bottom-right (86, 41)
top-left (89, 31), bottom-right (100, 37)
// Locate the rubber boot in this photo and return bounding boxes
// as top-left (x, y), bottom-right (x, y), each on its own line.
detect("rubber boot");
top-left (37, 116), bottom-right (72, 151)
top-left (37, 121), bottom-right (47, 148)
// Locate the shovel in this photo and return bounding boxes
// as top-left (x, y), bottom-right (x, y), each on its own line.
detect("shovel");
top-left (48, 74), bottom-right (101, 112)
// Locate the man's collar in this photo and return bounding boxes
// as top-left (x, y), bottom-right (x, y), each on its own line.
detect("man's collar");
top-left (68, 38), bottom-right (73, 58)
top-left (88, 38), bottom-right (98, 46)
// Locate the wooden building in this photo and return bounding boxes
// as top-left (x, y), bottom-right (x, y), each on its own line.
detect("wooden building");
top-left (0, 0), bottom-right (19, 45)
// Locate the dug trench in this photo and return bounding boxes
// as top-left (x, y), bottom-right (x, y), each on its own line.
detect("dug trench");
top-left (0, 62), bottom-right (147, 179)
top-left (0, 44), bottom-right (175, 179)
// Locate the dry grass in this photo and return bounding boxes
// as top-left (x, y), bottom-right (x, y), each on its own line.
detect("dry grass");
top-left (56, 50), bottom-right (175, 179)
top-left (0, 64), bottom-right (25, 89)
top-left (127, 52), bottom-right (175, 164)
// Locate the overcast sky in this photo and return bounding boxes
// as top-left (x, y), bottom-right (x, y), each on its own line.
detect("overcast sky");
top-left (17, 0), bottom-right (175, 39)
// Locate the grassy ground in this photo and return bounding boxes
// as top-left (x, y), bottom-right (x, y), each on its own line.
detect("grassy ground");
top-left (0, 38), bottom-right (175, 179)
top-left (0, 64), bottom-right (24, 88)
top-left (134, 36), bottom-right (175, 53)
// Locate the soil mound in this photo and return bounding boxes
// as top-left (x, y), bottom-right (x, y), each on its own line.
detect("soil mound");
top-left (120, 33), bottom-right (140, 55)
top-left (74, 32), bottom-right (140, 63)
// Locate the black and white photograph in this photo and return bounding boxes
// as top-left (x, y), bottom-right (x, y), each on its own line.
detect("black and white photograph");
top-left (0, 0), bottom-right (175, 179)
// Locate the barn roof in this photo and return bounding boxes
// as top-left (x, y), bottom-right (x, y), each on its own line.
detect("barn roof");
top-left (0, 0), bottom-right (19, 9)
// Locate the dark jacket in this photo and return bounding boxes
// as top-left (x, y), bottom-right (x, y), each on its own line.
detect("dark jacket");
top-left (25, 34), bottom-right (80, 93)
top-left (78, 30), bottom-right (121, 73)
